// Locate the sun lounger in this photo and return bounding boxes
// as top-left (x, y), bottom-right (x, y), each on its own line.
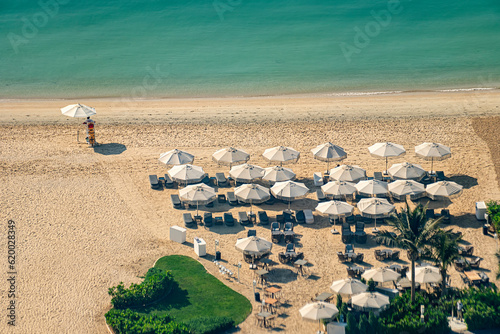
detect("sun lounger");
top-left (441, 209), bottom-right (451, 224)
top-left (295, 210), bottom-right (305, 224)
top-left (163, 174), bottom-right (174, 188)
top-left (217, 194), bottom-right (226, 203)
top-left (214, 216), bottom-right (223, 225)
top-left (313, 172), bottom-right (324, 187)
top-left (204, 212), bottom-right (213, 227)
top-left (271, 222), bottom-right (283, 243)
top-left (283, 211), bottom-right (294, 222)
top-left (436, 171), bottom-right (445, 181)
top-left (201, 174), bottom-right (210, 185)
top-left (247, 229), bottom-right (257, 237)
top-left (374, 172), bottom-right (383, 181)
top-left (258, 211), bottom-right (269, 225)
top-left (223, 212), bottom-right (235, 226)
top-left (346, 215), bottom-right (355, 224)
top-left (239, 211), bottom-right (250, 225)
top-left (227, 191), bottom-right (238, 206)
top-left (316, 189), bottom-right (327, 202)
top-left (304, 210), bottom-right (314, 224)
top-left (149, 175), bottom-right (160, 189)
top-left (183, 213), bottom-right (194, 227)
top-left (345, 244), bottom-right (354, 253)
top-left (171, 194), bottom-right (182, 209)
top-left (355, 231), bottom-right (367, 244)
top-left (215, 173), bottom-right (228, 187)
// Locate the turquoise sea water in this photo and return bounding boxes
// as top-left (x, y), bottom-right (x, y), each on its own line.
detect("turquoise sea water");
top-left (1, 0), bottom-right (499, 99)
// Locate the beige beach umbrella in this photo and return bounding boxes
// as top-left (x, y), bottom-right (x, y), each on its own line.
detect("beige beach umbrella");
top-left (61, 103), bottom-right (96, 118)
top-left (351, 292), bottom-right (390, 312)
top-left (271, 180), bottom-right (309, 211)
top-left (362, 267), bottom-right (401, 283)
top-left (388, 180), bottom-right (426, 201)
top-left (368, 142), bottom-right (406, 174)
top-left (425, 181), bottom-right (463, 200)
top-left (262, 166), bottom-right (296, 183)
top-left (316, 200), bottom-right (354, 232)
top-left (355, 179), bottom-right (389, 198)
top-left (329, 165), bottom-right (366, 183)
top-left (263, 146), bottom-right (300, 166)
top-left (311, 142), bottom-right (347, 172)
top-left (235, 236), bottom-right (272, 256)
top-left (299, 302), bottom-right (339, 333)
top-left (212, 147), bottom-right (250, 168)
top-left (179, 183), bottom-right (216, 215)
top-left (321, 181), bottom-right (357, 200)
top-left (159, 149), bottom-right (194, 166)
top-left (415, 142), bottom-right (451, 173)
top-left (234, 183), bottom-right (270, 213)
top-left (357, 198), bottom-right (395, 230)
top-left (330, 278), bottom-right (368, 296)
top-left (387, 162), bottom-right (426, 181)
top-left (407, 266), bottom-right (441, 284)
top-left (229, 163), bottom-right (264, 183)
top-left (168, 164), bottom-right (205, 185)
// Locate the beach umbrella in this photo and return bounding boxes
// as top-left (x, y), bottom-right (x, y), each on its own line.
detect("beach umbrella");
top-left (271, 180), bottom-right (309, 211)
top-left (234, 184), bottom-right (270, 213)
top-left (321, 181), bottom-right (357, 200)
top-left (168, 164), bottom-right (205, 185)
top-left (425, 181), bottom-right (463, 200)
top-left (330, 278), bottom-right (368, 295)
top-left (159, 149), bottom-right (194, 166)
top-left (362, 267), bottom-right (401, 283)
top-left (61, 103), bottom-right (96, 118)
top-left (212, 147), bottom-right (250, 168)
top-left (179, 183), bottom-right (216, 215)
top-left (351, 292), bottom-right (390, 312)
top-left (415, 142), bottom-right (451, 174)
top-left (229, 163), bottom-right (264, 183)
top-left (387, 162), bottom-right (426, 181)
top-left (299, 302), bottom-right (339, 333)
top-left (262, 166), bottom-right (296, 183)
top-left (311, 142), bottom-right (347, 172)
top-left (263, 146), bottom-right (300, 166)
top-left (407, 266), bottom-right (441, 284)
top-left (235, 236), bottom-right (272, 256)
top-left (329, 165), bottom-right (366, 183)
top-left (316, 200), bottom-right (354, 232)
top-left (357, 198), bottom-right (395, 230)
top-left (355, 179), bottom-right (389, 198)
top-left (368, 142), bottom-right (406, 174)
top-left (388, 180), bottom-right (425, 201)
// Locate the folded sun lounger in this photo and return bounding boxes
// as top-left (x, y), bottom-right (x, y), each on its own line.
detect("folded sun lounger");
top-left (149, 175), bottom-right (160, 189)
top-left (183, 213), bottom-right (194, 227)
top-left (227, 192), bottom-right (238, 206)
top-left (171, 194), bottom-right (182, 209)
top-left (258, 211), bottom-right (269, 225)
top-left (215, 173), bottom-right (228, 187)
top-left (238, 211), bottom-right (250, 225)
top-left (223, 212), bottom-right (235, 226)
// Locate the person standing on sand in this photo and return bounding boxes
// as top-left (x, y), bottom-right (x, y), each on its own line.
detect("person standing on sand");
top-left (457, 300), bottom-right (463, 322)
top-left (83, 116), bottom-right (95, 143)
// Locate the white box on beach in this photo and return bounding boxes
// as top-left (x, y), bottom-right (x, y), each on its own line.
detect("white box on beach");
top-left (194, 237), bottom-right (206, 257)
top-left (170, 225), bottom-right (186, 244)
top-left (475, 202), bottom-right (487, 220)
top-left (327, 322), bottom-right (347, 334)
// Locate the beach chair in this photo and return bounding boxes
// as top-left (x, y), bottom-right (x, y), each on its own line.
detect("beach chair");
top-left (149, 175), bottom-right (160, 189)
top-left (465, 246), bottom-right (474, 256)
top-left (247, 229), bottom-right (257, 237)
top-left (217, 194), bottom-right (226, 203)
top-left (203, 212), bottom-right (213, 227)
top-left (375, 250), bottom-right (386, 261)
top-left (346, 215), bottom-right (355, 224)
top-left (460, 273), bottom-right (471, 286)
top-left (201, 174), bottom-right (210, 185)
top-left (338, 252), bottom-right (348, 263)
top-left (345, 244), bottom-right (354, 253)
top-left (346, 267), bottom-right (357, 277)
top-left (239, 211), bottom-right (250, 225)
top-left (470, 257), bottom-right (482, 269)
top-left (362, 216), bottom-right (372, 225)
top-left (313, 172), bottom-right (324, 187)
top-left (354, 253), bottom-right (364, 263)
top-left (436, 171), bottom-right (446, 181)
top-left (284, 222), bottom-right (295, 243)
top-left (304, 210), bottom-right (314, 224)
top-left (227, 192), bottom-right (238, 206)
top-left (223, 212), bottom-right (235, 226)
top-left (271, 222), bottom-right (283, 243)
top-left (283, 211), bottom-right (295, 223)
top-left (171, 194), bottom-right (182, 209)
top-left (183, 213), bottom-right (194, 227)
top-left (214, 216), bottom-right (223, 225)
top-left (391, 250), bottom-right (400, 260)
top-left (164, 174), bottom-right (174, 188)
top-left (258, 211), bottom-right (269, 225)
top-left (478, 272), bottom-right (489, 284)
top-left (316, 189), bottom-right (327, 202)
top-left (295, 210), bottom-right (305, 224)
top-left (441, 209), bottom-right (451, 224)
top-left (374, 172), bottom-right (383, 181)
top-left (355, 231), bottom-right (367, 244)
top-left (215, 173), bottom-right (228, 187)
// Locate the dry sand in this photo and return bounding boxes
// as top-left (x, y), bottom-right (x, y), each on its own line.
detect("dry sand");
top-left (1, 90), bottom-right (500, 333)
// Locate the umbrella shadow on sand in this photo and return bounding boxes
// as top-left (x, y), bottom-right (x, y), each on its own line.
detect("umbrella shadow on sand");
top-left (267, 268), bottom-right (298, 283)
top-left (93, 143), bottom-right (127, 155)
top-left (448, 174), bottom-right (478, 189)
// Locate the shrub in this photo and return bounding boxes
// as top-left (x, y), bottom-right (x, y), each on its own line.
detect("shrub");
top-left (486, 200), bottom-right (500, 233)
top-left (461, 286), bottom-right (500, 330)
top-left (336, 294), bottom-right (343, 309)
top-left (105, 308), bottom-right (190, 334)
top-left (184, 316), bottom-right (235, 334)
top-left (108, 268), bottom-right (174, 309)
top-left (367, 279), bottom-right (376, 292)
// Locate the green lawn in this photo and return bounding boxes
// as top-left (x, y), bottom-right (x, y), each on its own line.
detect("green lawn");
top-left (138, 255), bottom-right (251, 325)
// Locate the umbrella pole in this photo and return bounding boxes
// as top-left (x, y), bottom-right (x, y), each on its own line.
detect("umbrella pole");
top-left (196, 202), bottom-right (199, 216)
top-left (385, 157), bottom-right (388, 175)
top-left (431, 158), bottom-right (434, 176)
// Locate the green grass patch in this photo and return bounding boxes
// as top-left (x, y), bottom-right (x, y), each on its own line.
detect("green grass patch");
top-left (136, 255), bottom-right (251, 325)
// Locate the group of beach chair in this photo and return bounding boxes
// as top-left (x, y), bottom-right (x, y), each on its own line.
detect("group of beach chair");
top-left (340, 222), bottom-right (367, 244)
top-left (278, 243), bottom-right (304, 264)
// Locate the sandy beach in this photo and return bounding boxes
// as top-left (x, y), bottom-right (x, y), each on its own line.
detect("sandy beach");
top-left (1, 90), bottom-right (500, 334)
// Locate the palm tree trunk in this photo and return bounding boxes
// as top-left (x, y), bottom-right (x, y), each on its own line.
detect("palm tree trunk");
top-left (411, 259), bottom-right (416, 303)
top-left (441, 269), bottom-right (447, 297)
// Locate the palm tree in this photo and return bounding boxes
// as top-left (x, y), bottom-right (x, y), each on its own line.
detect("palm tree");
top-left (496, 252), bottom-right (500, 280)
top-left (427, 230), bottom-right (461, 297)
top-left (375, 202), bottom-right (442, 303)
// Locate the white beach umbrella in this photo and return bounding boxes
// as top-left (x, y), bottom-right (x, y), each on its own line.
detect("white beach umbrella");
top-left (262, 166), bottom-right (296, 183)
top-left (425, 181), bottom-right (463, 200)
top-left (351, 292), bottom-right (390, 311)
top-left (368, 142), bottom-right (406, 174)
top-left (271, 180), bottom-right (309, 211)
top-left (168, 164), bottom-right (205, 185)
top-left (415, 142), bottom-right (451, 173)
top-left (330, 278), bottom-right (368, 295)
top-left (235, 236), bottom-right (272, 256)
top-left (229, 163), bottom-right (264, 183)
top-left (357, 198), bottom-right (395, 230)
top-left (159, 149), bottom-right (194, 166)
top-left (388, 180), bottom-right (426, 201)
top-left (212, 147), bottom-right (250, 167)
top-left (179, 183), bottom-right (216, 215)
top-left (407, 266), bottom-right (441, 284)
top-left (321, 181), bottom-right (357, 200)
top-left (299, 302), bottom-right (339, 332)
top-left (311, 142), bottom-right (347, 172)
top-left (355, 179), bottom-right (389, 198)
top-left (387, 162), bottom-right (426, 181)
top-left (329, 165), bottom-right (367, 183)
top-left (362, 267), bottom-right (401, 283)
top-left (61, 103), bottom-right (96, 118)
top-left (234, 183), bottom-right (270, 213)
top-left (316, 200), bottom-right (354, 217)
top-left (263, 146), bottom-right (300, 166)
